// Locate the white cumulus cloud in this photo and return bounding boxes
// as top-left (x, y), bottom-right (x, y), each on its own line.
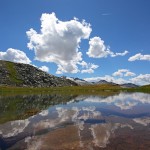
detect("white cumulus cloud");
top-left (80, 62), bottom-right (99, 73)
top-left (87, 37), bottom-right (128, 58)
top-left (26, 12), bottom-right (92, 74)
top-left (86, 37), bottom-right (111, 58)
top-left (39, 66), bottom-right (49, 72)
top-left (113, 69), bottom-right (136, 77)
top-left (130, 74), bottom-right (150, 85)
top-left (0, 48), bottom-right (31, 64)
top-left (124, 71), bottom-right (136, 77)
top-left (128, 53), bottom-right (150, 61)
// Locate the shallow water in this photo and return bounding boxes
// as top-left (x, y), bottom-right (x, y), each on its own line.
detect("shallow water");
top-left (0, 92), bottom-right (150, 150)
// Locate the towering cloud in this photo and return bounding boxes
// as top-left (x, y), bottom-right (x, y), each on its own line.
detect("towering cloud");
top-left (26, 12), bottom-right (92, 74)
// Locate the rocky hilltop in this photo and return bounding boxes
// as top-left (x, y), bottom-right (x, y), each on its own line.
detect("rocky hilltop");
top-left (0, 60), bottom-right (77, 87)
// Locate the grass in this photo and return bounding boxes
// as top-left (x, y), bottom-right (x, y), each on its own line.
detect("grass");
top-left (0, 84), bottom-right (121, 95)
top-left (124, 85), bottom-right (150, 93)
top-left (5, 61), bottom-right (23, 84)
top-left (0, 84), bottom-right (150, 96)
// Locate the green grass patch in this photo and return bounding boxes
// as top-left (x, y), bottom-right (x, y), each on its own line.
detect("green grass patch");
top-left (0, 84), bottom-right (121, 96)
top-left (0, 84), bottom-right (149, 96)
top-left (125, 85), bottom-right (150, 93)
top-left (5, 61), bottom-right (23, 84)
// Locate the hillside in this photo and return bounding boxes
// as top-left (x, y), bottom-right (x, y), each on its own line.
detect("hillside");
top-left (121, 83), bottom-right (139, 88)
top-left (0, 60), bottom-right (77, 87)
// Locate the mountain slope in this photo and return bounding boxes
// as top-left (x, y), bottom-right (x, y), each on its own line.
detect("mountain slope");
top-left (95, 80), bottom-right (118, 86)
top-left (121, 83), bottom-right (139, 88)
top-left (66, 77), bottom-right (139, 88)
top-left (0, 60), bottom-right (77, 87)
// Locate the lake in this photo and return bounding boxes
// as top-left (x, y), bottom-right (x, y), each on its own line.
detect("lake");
top-left (0, 92), bottom-right (150, 150)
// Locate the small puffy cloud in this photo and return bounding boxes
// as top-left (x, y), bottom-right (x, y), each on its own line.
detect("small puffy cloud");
top-left (87, 37), bottom-right (128, 58)
top-left (86, 37), bottom-right (111, 58)
top-left (81, 63), bottom-right (99, 73)
top-left (113, 69), bottom-right (136, 77)
top-left (130, 74), bottom-right (150, 85)
top-left (124, 71), bottom-right (136, 77)
top-left (39, 66), bottom-right (49, 72)
top-left (26, 12), bottom-right (92, 74)
top-left (113, 69), bottom-right (128, 77)
top-left (128, 53), bottom-right (150, 61)
top-left (0, 48), bottom-right (31, 64)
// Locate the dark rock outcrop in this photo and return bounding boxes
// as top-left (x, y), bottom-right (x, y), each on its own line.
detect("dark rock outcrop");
top-left (0, 60), bottom-right (77, 87)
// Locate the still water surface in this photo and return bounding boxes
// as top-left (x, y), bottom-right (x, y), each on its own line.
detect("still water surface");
top-left (0, 92), bottom-right (150, 150)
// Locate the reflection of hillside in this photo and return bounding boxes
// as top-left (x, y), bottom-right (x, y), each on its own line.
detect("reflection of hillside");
top-left (1, 92), bottom-right (150, 123)
top-left (0, 94), bottom-right (78, 123)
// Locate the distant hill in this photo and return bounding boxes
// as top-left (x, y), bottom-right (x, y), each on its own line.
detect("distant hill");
top-left (66, 77), bottom-right (93, 86)
top-left (95, 80), bottom-right (118, 86)
top-left (141, 84), bottom-right (150, 88)
top-left (66, 77), bottom-right (140, 88)
top-left (67, 78), bottom-right (119, 86)
top-left (0, 60), bottom-right (77, 87)
top-left (121, 83), bottom-right (139, 88)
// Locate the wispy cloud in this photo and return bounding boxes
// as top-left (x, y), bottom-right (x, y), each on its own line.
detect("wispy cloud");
top-left (128, 53), bottom-right (150, 61)
top-left (101, 13), bottom-right (111, 16)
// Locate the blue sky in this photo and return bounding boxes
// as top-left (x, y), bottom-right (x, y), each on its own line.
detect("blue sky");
top-left (0, 0), bottom-right (150, 85)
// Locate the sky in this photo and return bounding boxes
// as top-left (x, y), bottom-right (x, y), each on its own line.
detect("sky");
top-left (0, 0), bottom-right (150, 85)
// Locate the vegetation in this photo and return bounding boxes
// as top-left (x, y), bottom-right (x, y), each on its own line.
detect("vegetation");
top-left (0, 84), bottom-right (150, 96)
top-left (0, 94), bottom-right (79, 123)
top-left (5, 61), bottom-right (23, 84)
top-left (125, 84), bottom-right (150, 93)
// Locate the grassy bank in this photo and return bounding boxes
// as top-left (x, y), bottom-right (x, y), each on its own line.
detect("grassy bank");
top-left (0, 84), bottom-right (150, 96)
top-left (0, 85), bottom-right (120, 96)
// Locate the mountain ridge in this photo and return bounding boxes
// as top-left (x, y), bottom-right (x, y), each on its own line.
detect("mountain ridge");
top-left (0, 60), bottom-right (141, 88)
top-left (68, 77), bottom-right (139, 88)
